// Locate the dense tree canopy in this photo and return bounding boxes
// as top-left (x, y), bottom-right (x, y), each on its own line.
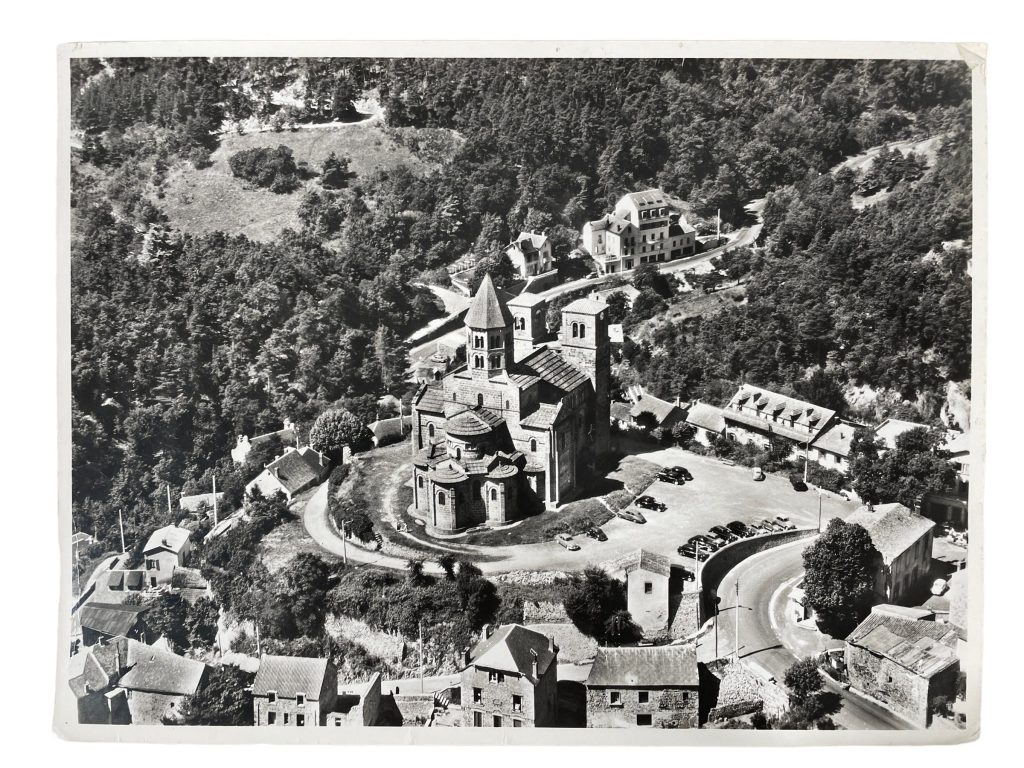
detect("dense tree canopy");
top-left (802, 518), bottom-right (880, 635)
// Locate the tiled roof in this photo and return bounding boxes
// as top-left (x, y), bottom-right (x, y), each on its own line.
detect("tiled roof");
top-left (415, 384), bottom-right (445, 414)
top-left (810, 419), bottom-right (857, 458)
top-left (508, 292), bottom-right (547, 308)
top-left (845, 503), bottom-right (935, 563)
top-left (724, 385), bottom-right (836, 442)
top-left (265, 447), bottom-right (329, 495)
top-left (589, 214), bottom-right (633, 233)
top-left (464, 273), bottom-right (514, 330)
top-left (519, 402), bottom-right (562, 430)
top-left (119, 639), bottom-right (207, 696)
top-left (467, 625), bottom-right (557, 684)
top-left (252, 654), bottom-right (332, 698)
top-left (508, 372), bottom-right (541, 389)
top-left (629, 391), bottom-right (682, 426)
top-left (874, 418), bottom-right (932, 450)
top-left (563, 298), bottom-right (608, 316)
top-left (518, 347), bottom-right (590, 394)
top-left (620, 549), bottom-right (672, 578)
top-left (446, 407), bottom-right (504, 437)
top-left (610, 401), bottom-right (632, 422)
top-left (686, 401), bottom-right (726, 433)
top-left (524, 623), bottom-right (598, 665)
top-left (143, 524), bottom-right (191, 556)
top-left (590, 285), bottom-right (640, 304)
top-left (80, 602), bottom-right (149, 637)
top-left (623, 188), bottom-right (670, 208)
top-left (508, 232), bottom-right (548, 253)
top-left (846, 609), bottom-right (959, 678)
top-left (587, 645), bottom-right (698, 687)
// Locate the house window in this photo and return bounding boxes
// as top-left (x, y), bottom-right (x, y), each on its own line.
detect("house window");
top-left (609, 691), bottom-right (621, 706)
top-left (473, 687), bottom-right (483, 704)
top-left (513, 719), bottom-right (522, 727)
top-left (417, 476), bottom-right (424, 489)
top-left (335, 717), bottom-right (342, 726)
top-left (644, 582), bottom-right (653, 594)
top-left (493, 715), bottom-right (502, 727)
top-left (438, 492), bottom-right (446, 506)
top-left (512, 694), bottom-right (522, 712)
top-left (146, 559), bottom-right (158, 570)
top-left (296, 714), bottom-right (305, 726)
top-left (296, 693), bottom-right (305, 706)
top-left (268, 691), bottom-right (277, 704)
top-left (268, 712), bottom-right (277, 725)
top-left (428, 423), bottom-right (435, 438)
top-left (473, 711), bottom-right (483, 727)
top-left (478, 393), bottom-right (484, 407)
top-left (636, 714), bottom-right (653, 726)
top-left (490, 488), bottom-right (498, 501)
top-left (638, 691), bottom-right (649, 704)
top-left (530, 438), bottom-right (537, 452)
top-left (283, 713), bottom-right (290, 725)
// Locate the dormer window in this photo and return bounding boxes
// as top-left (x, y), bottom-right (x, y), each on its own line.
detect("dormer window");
top-left (268, 691), bottom-right (277, 704)
top-left (296, 693), bottom-right (305, 706)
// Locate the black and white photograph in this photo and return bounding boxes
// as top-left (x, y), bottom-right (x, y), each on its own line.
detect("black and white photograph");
top-left (54, 40), bottom-right (986, 745)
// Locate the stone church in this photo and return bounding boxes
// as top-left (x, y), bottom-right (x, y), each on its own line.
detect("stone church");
top-left (410, 274), bottom-right (610, 534)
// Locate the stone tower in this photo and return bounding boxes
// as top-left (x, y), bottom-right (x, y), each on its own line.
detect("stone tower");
top-left (559, 298), bottom-right (611, 461)
top-left (507, 292), bottom-right (549, 362)
top-left (464, 273), bottom-right (514, 382)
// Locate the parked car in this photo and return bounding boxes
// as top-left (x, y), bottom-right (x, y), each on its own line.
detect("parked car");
top-left (678, 567), bottom-right (696, 582)
top-left (757, 518), bottom-right (783, 533)
top-left (674, 466), bottom-right (694, 481)
top-left (727, 521), bottom-right (756, 538)
top-left (775, 515), bottom-right (797, 530)
top-left (689, 534), bottom-right (721, 551)
top-left (710, 525), bottom-right (739, 543)
top-left (751, 466), bottom-right (765, 481)
top-left (931, 578), bottom-right (949, 596)
top-left (678, 542), bottom-right (709, 561)
top-left (555, 533), bottom-right (580, 551)
top-left (789, 474), bottom-right (808, 491)
top-left (657, 471), bottom-right (686, 485)
top-left (617, 508), bottom-right (647, 524)
top-left (585, 527), bottom-right (608, 542)
top-left (635, 495), bottom-right (667, 512)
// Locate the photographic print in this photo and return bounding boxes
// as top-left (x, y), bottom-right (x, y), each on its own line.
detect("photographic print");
top-left (57, 41), bottom-right (984, 744)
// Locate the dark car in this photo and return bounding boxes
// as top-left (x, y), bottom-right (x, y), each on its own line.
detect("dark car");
top-left (709, 525), bottom-right (738, 543)
top-left (789, 474), bottom-right (808, 492)
top-left (677, 567), bottom-right (696, 582)
top-left (754, 519), bottom-right (780, 533)
top-left (585, 527), bottom-right (608, 542)
top-left (678, 543), bottom-right (710, 561)
top-left (670, 466), bottom-right (694, 481)
top-left (635, 495), bottom-right (667, 512)
top-left (727, 521), bottom-right (756, 538)
top-left (689, 534), bottom-right (720, 552)
top-left (657, 472), bottom-right (686, 485)
top-left (616, 508), bottom-right (647, 524)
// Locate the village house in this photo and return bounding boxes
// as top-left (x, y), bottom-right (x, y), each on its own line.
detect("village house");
top-left (585, 645), bottom-right (699, 728)
top-left (245, 445), bottom-right (331, 504)
top-left (874, 418), bottom-right (932, 450)
top-left (142, 524), bottom-right (192, 588)
top-left (505, 231), bottom-right (554, 279)
top-left (722, 384), bottom-right (838, 458)
top-left (611, 385), bottom-right (686, 435)
top-left (919, 430), bottom-right (970, 528)
top-left (178, 490), bottom-right (224, 519)
top-left (231, 419), bottom-right (297, 464)
top-left (252, 654), bottom-right (340, 727)
top-left (846, 503), bottom-right (936, 606)
top-left (410, 276), bottom-right (610, 531)
top-left (704, 658), bottom-right (790, 724)
top-left (806, 418), bottom-right (860, 473)
top-left (845, 605), bottom-right (960, 727)
top-left (460, 624), bottom-right (559, 728)
top-left (581, 189), bottom-right (697, 275)
top-left (68, 635), bottom-right (208, 725)
top-left (79, 602), bottom-right (150, 647)
top-left (620, 549), bottom-right (672, 638)
top-left (684, 400), bottom-right (726, 446)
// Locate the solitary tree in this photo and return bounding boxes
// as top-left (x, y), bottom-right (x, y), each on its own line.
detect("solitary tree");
top-left (309, 408), bottom-right (364, 460)
top-left (563, 567), bottom-right (630, 642)
top-left (801, 518), bottom-right (880, 635)
top-left (320, 152), bottom-right (352, 189)
top-left (784, 657), bottom-right (823, 702)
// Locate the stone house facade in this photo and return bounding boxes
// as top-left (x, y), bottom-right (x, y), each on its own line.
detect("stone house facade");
top-left (846, 503), bottom-right (935, 605)
top-left (585, 645), bottom-right (699, 728)
top-left (252, 654), bottom-right (339, 727)
top-left (505, 232), bottom-right (554, 278)
top-left (460, 624), bottom-right (559, 728)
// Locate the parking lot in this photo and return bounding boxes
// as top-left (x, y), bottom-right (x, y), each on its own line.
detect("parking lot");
top-left (516, 447), bottom-right (861, 571)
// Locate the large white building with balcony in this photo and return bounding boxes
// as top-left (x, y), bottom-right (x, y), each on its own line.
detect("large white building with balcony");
top-left (581, 189), bottom-right (697, 275)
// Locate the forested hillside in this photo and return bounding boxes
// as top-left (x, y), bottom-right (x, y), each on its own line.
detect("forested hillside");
top-left (70, 57), bottom-right (971, 552)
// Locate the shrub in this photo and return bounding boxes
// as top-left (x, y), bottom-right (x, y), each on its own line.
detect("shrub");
top-left (228, 145), bottom-right (300, 193)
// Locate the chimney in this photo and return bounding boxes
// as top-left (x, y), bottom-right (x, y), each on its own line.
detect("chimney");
top-left (530, 649), bottom-right (538, 679)
top-left (463, 647), bottom-right (472, 667)
top-left (273, 466), bottom-right (280, 480)
top-left (481, 624), bottom-right (491, 639)
top-left (548, 634), bottom-right (555, 653)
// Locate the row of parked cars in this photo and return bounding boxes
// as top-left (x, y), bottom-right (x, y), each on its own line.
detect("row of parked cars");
top-left (677, 516), bottom-right (796, 560)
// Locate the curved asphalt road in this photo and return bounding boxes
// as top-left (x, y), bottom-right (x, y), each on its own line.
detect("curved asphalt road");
top-left (707, 539), bottom-right (915, 730)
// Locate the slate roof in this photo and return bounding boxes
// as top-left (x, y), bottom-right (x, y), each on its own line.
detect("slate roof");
top-left (265, 447), bottom-right (329, 495)
top-left (563, 298), bottom-right (608, 316)
top-left (508, 372), bottom-right (541, 389)
top-left (519, 402), bottom-right (562, 430)
top-left (623, 189), bottom-right (670, 208)
top-left (464, 273), bottom-right (514, 330)
top-left (467, 625), bottom-right (557, 684)
top-left (610, 401), bottom-right (632, 422)
top-left (846, 610), bottom-right (959, 678)
top-left (80, 602), bottom-right (149, 637)
top-left (686, 401), bottom-right (726, 433)
top-left (810, 419), bottom-right (857, 458)
top-left (874, 418), bottom-right (932, 450)
top-left (415, 384), bottom-right (445, 414)
top-left (588, 213), bottom-right (633, 234)
top-left (524, 623), bottom-right (599, 665)
top-left (587, 645), bottom-right (698, 687)
top-left (725, 385), bottom-right (836, 442)
top-left (446, 407), bottom-right (504, 437)
top-left (620, 549), bottom-right (672, 578)
top-left (119, 639), bottom-right (206, 696)
top-left (507, 292), bottom-right (547, 308)
top-left (143, 524), bottom-right (191, 556)
top-left (518, 347), bottom-right (590, 394)
top-left (629, 391), bottom-right (682, 426)
top-left (252, 654), bottom-right (332, 699)
top-left (508, 232), bottom-right (548, 254)
top-left (845, 503), bottom-right (935, 563)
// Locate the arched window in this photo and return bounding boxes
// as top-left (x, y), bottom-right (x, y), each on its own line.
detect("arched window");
top-left (474, 335), bottom-right (484, 349)
top-left (490, 488), bottom-right (498, 501)
top-left (571, 322), bottom-right (579, 338)
top-left (579, 323), bottom-right (586, 339)
top-left (437, 492), bottom-right (446, 506)
top-left (490, 354), bottom-right (501, 369)
top-left (417, 476), bottom-right (424, 489)
top-left (530, 438), bottom-right (537, 452)
top-left (455, 447), bottom-right (462, 460)
top-left (427, 423), bottom-right (435, 438)
top-left (474, 355), bottom-right (484, 369)
top-left (505, 400), bottom-right (510, 410)
top-left (477, 393), bottom-right (484, 407)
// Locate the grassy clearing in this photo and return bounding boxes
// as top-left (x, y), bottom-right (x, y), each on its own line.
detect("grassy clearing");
top-left (157, 123), bottom-right (453, 241)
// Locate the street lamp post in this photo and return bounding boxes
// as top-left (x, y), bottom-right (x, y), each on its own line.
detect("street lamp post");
top-left (818, 488), bottom-right (823, 532)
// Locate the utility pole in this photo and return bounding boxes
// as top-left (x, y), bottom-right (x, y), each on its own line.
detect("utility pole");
top-left (419, 619), bottom-right (425, 694)
top-left (734, 579), bottom-right (740, 660)
top-left (212, 474), bottom-right (219, 526)
top-left (340, 518), bottom-right (348, 565)
top-left (255, 622), bottom-right (261, 656)
top-left (804, 439), bottom-right (810, 484)
top-left (817, 488), bottom-right (823, 532)
top-left (118, 508), bottom-right (126, 553)
top-left (716, 208), bottom-right (721, 244)
top-left (166, 484), bottom-right (173, 517)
